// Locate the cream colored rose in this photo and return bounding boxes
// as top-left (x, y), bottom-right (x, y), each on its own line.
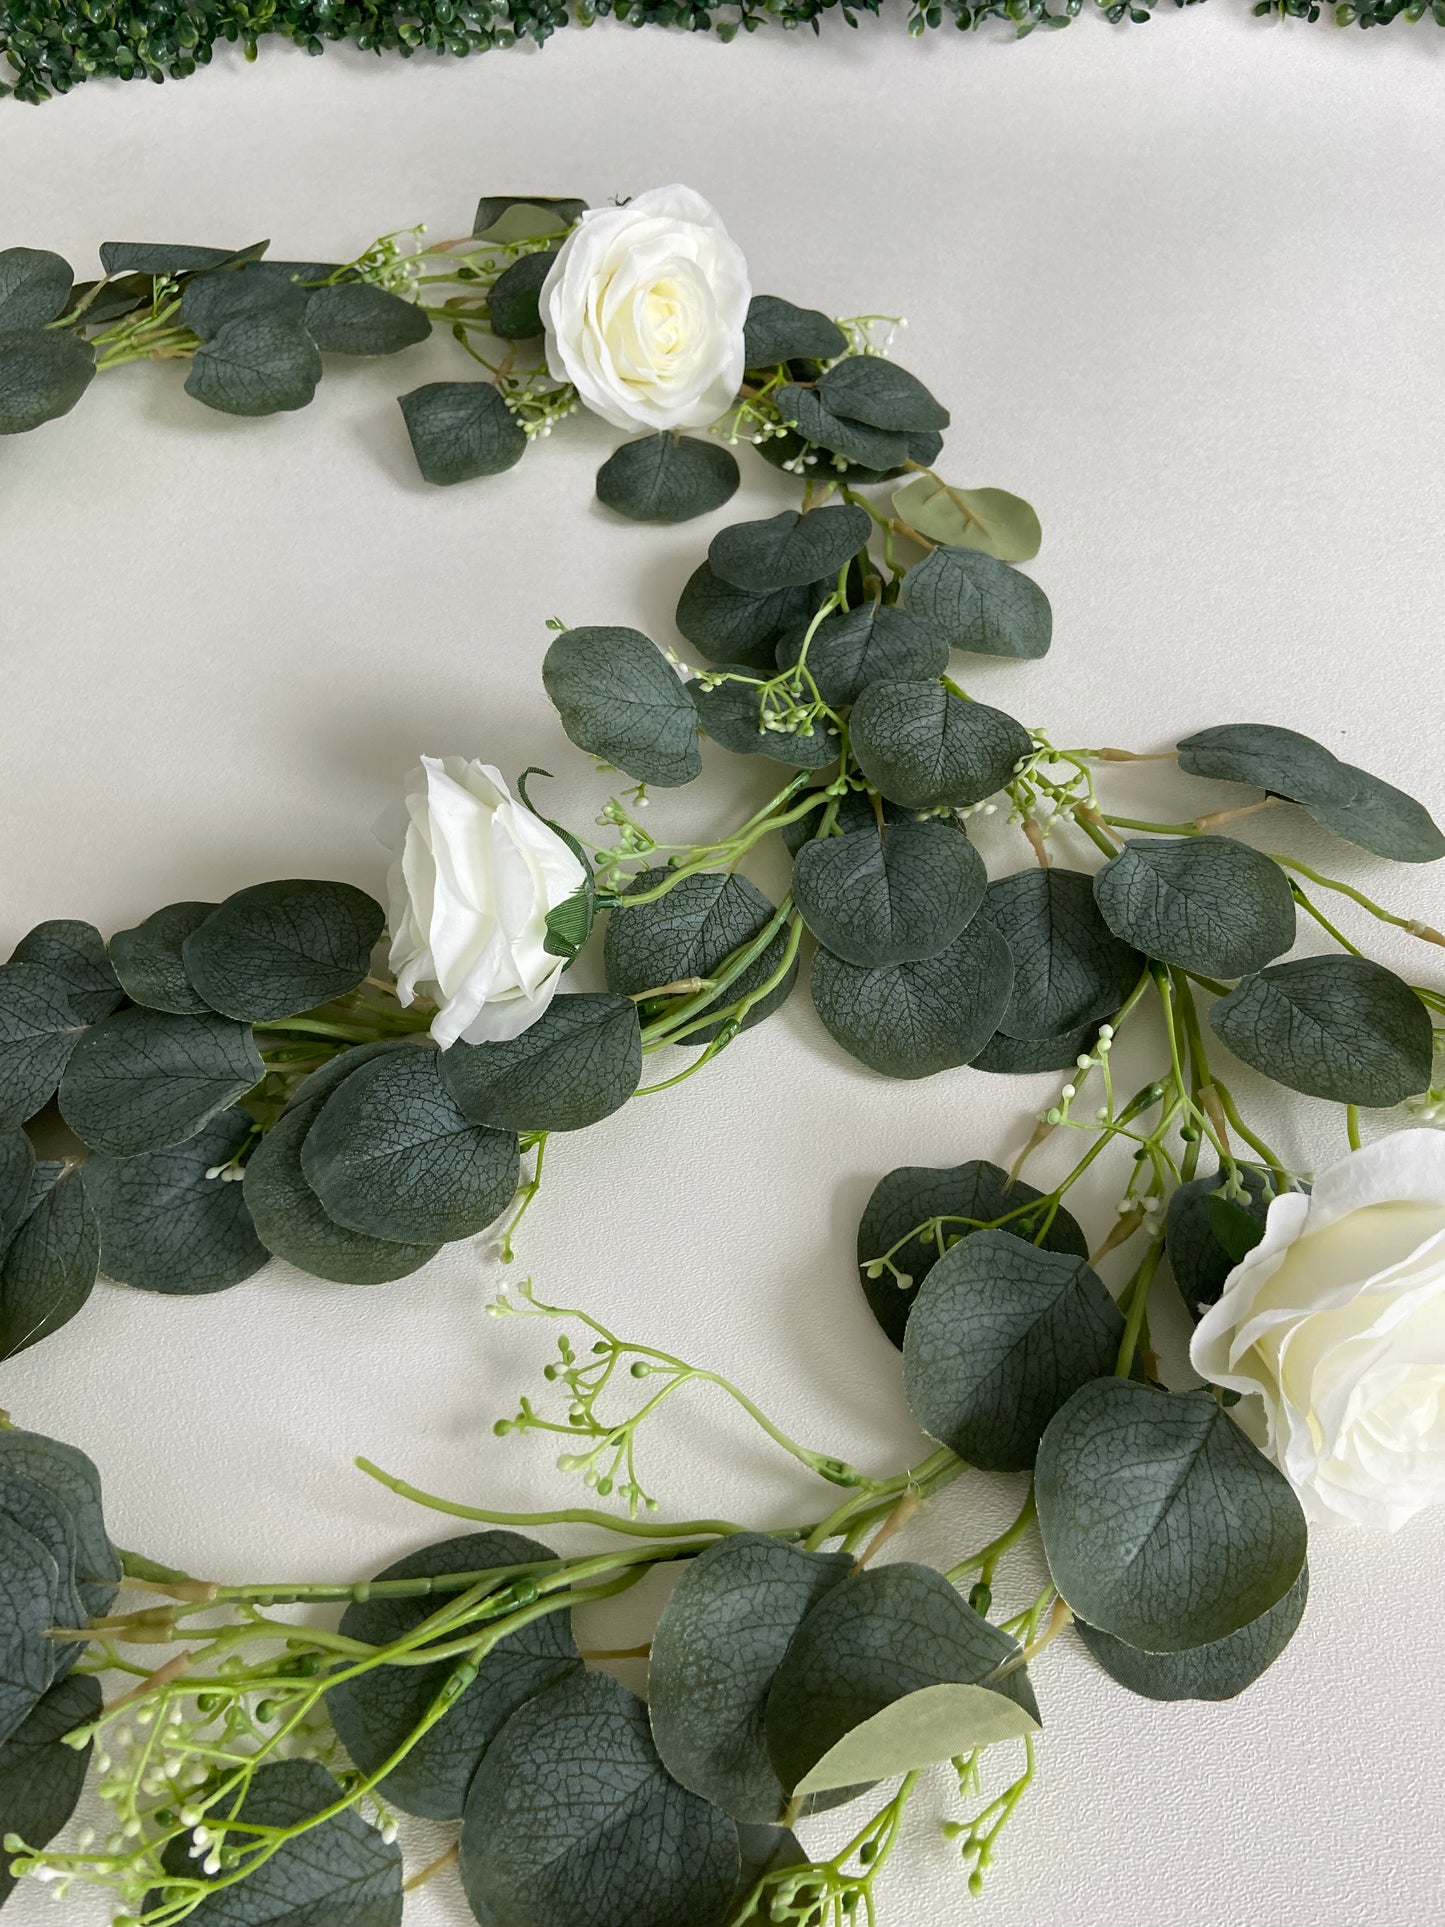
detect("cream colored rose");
top-left (539, 184), bottom-right (750, 432)
top-left (1191, 1130), bottom-right (1445, 1531)
top-left (380, 757), bottom-right (586, 1049)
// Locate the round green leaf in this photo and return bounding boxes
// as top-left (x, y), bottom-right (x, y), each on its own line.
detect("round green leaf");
top-left (181, 265), bottom-right (308, 340)
top-left (775, 604), bottom-right (948, 708)
top-left (689, 668), bottom-right (839, 768)
top-left (301, 1046), bottom-right (518, 1243)
top-left (857, 1157), bottom-right (1088, 1349)
top-left (1093, 836), bottom-right (1296, 977)
top-left (708, 506), bottom-right (871, 593)
top-left (461, 1669), bottom-right (739, 1927)
top-left (11, 921), bottom-right (122, 1025)
top-left (1165, 1166), bottom-right (1277, 1320)
top-left (971, 1020), bottom-right (1100, 1076)
top-left (182, 879), bottom-right (384, 1024)
top-left (900, 546), bottom-right (1052, 660)
top-left (0, 963), bottom-right (90, 1128)
top-left (985, 869), bottom-right (1143, 1040)
top-left (303, 282), bottom-right (430, 355)
top-left (597, 433), bottom-right (739, 524)
top-left (904, 1229), bottom-right (1125, 1471)
top-left (812, 915), bottom-right (1013, 1079)
top-left (0, 1166), bottom-right (99, 1360)
top-left (1209, 954), bottom-right (1432, 1107)
top-left (544, 626), bottom-right (702, 789)
top-left (399, 381), bottom-right (528, 486)
top-left (0, 1431), bottom-right (119, 1624)
top-left (775, 384), bottom-right (910, 472)
top-left (604, 870), bottom-right (796, 1046)
top-left (484, 249), bottom-right (557, 340)
top-left (648, 1535), bottom-right (852, 1824)
top-left (1035, 1378), bottom-right (1308, 1653)
top-left (327, 1531), bottom-right (579, 1820)
top-left (241, 1096), bottom-right (440, 1287)
top-left (891, 476), bottom-right (1041, 563)
top-left (59, 1007), bottom-right (263, 1155)
top-left (0, 248), bottom-right (73, 330)
top-left (792, 818), bottom-right (985, 966)
top-left (184, 314), bottom-right (322, 416)
top-left (286, 1038), bottom-right (421, 1111)
top-left (815, 357), bottom-right (949, 433)
top-left (676, 564), bottom-right (820, 674)
top-left (0, 1673), bottom-right (99, 1907)
top-left (439, 993), bottom-right (641, 1133)
top-left (0, 327), bottom-right (95, 434)
top-left (83, 1109), bottom-right (268, 1295)
top-left (850, 682), bottom-right (1031, 811)
top-left (743, 295), bottom-right (847, 368)
top-left (0, 1513), bottom-right (61, 1747)
top-left (108, 901), bottom-right (217, 1015)
top-left (1307, 762), bottom-right (1445, 865)
top-left (1076, 1564), bottom-right (1308, 1703)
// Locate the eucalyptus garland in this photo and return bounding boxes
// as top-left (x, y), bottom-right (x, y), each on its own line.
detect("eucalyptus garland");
top-left (2, 200), bottom-right (1444, 1927)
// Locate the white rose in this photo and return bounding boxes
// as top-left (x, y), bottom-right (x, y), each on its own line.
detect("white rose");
top-left (1190, 1130), bottom-right (1445, 1531)
top-left (539, 184), bottom-right (751, 433)
top-left (379, 757), bottom-right (586, 1049)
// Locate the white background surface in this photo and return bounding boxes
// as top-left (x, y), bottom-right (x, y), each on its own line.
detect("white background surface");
top-left (4, 14), bottom-right (1445, 1925)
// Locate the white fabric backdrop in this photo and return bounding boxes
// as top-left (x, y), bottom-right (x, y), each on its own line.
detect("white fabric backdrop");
top-left (4, 14), bottom-right (1445, 1925)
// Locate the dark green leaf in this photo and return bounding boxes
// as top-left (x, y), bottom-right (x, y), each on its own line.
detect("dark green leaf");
top-left (0, 1513), bottom-right (61, 1747)
top-left (99, 241), bottom-right (259, 276)
top-left (304, 283), bottom-right (431, 356)
top-left (689, 668), bottom-right (838, 769)
top-left (1207, 1194), bottom-right (1268, 1264)
top-left (775, 604), bottom-right (948, 708)
top-left (1209, 954), bottom-right (1432, 1107)
top-left (472, 198), bottom-right (586, 242)
top-left (1307, 763), bottom-right (1445, 865)
top-left (108, 902), bottom-right (217, 1016)
top-left (1035, 1378), bottom-right (1308, 1652)
top-left (182, 880), bottom-right (384, 1025)
top-left (83, 1109), bottom-right (267, 1296)
top-left (742, 295), bottom-right (847, 368)
top-left (0, 1673), bottom-right (99, 1906)
top-left (543, 627), bottom-right (701, 789)
top-left (1093, 837), bottom-right (1296, 977)
top-left (850, 682), bottom-right (1031, 811)
top-left (0, 1473), bottom-right (84, 1669)
top-left (0, 1129), bottom-right (35, 1250)
top-left (757, 422), bottom-right (940, 488)
top-left (985, 869), bottom-right (1143, 1040)
top-left (0, 964), bottom-right (89, 1127)
top-left (0, 1431), bottom-right (119, 1624)
top-left (440, 993), bottom-right (641, 1133)
top-left (793, 818), bottom-right (985, 966)
top-left (596, 433), bottom-right (739, 525)
top-left (1176, 723), bottom-right (1354, 804)
top-left (811, 915), bottom-right (1014, 1078)
top-left (648, 1535), bottom-right (852, 1823)
top-left (1077, 1565), bottom-right (1308, 1703)
top-left (327, 1531), bottom-right (579, 1820)
top-left (0, 328), bottom-right (95, 434)
top-left (486, 249), bottom-right (557, 341)
top-left (814, 357), bottom-right (949, 433)
top-left (399, 381), bottom-right (528, 486)
top-left (1164, 1168), bottom-right (1277, 1318)
top-left (0, 249), bottom-right (73, 330)
top-left (10, 921), bottom-right (121, 1025)
top-left (857, 1158), bottom-right (1088, 1349)
top-left (971, 1021), bottom-right (1100, 1076)
top-left (900, 546), bottom-right (1051, 660)
top-left (904, 1230), bottom-right (1124, 1471)
top-left (891, 477), bottom-right (1041, 563)
top-left (180, 263), bottom-right (308, 340)
top-left (241, 1096), bottom-right (440, 1287)
top-left (59, 1007), bottom-right (263, 1156)
top-left (774, 385), bottom-right (909, 472)
top-left (708, 506), bottom-right (871, 593)
top-left (461, 1669), bottom-right (739, 1927)
top-left (0, 1167), bottom-right (99, 1360)
top-left (285, 1039), bottom-right (421, 1112)
top-left (675, 565), bottom-right (818, 674)
top-left (184, 314), bottom-right (321, 416)
top-left (604, 870), bottom-right (795, 1045)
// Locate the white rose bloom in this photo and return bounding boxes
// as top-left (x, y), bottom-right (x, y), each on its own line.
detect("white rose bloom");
top-left (1191, 1130), bottom-right (1445, 1531)
top-left (540, 184), bottom-right (751, 433)
top-left (380, 757), bottom-right (586, 1049)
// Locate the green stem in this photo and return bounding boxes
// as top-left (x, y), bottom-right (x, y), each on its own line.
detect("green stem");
top-left (1114, 1238), bottom-right (1166, 1380)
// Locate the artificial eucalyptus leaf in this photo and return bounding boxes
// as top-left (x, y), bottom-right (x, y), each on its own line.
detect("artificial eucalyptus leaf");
top-left (688, 669), bottom-right (838, 769)
top-left (708, 506), bottom-right (870, 593)
top-left (604, 869), bottom-right (795, 1044)
top-left (850, 682), bottom-right (1031, 812)
top-left (1165, 1167), bottom-right (1277, 1317)
top-left (1093, 837), bottom-right (1296, 978)
top-left (0, 1474), bottom-right (85, 1670)
top-left (241, 1096), bottom-right (440, 1287)
top-left (1209, 955), bottom-right (1432, 1107)
top-left (0, 327), bottom-right (95, 434)
top-left (327, 1531), bottom-right (579, 1821)
top-left (0, 964), bottom-right (90, 1127)
top-left (0, 1672), bottom-right (100, 1907)
top-left (904, 1230), bottom-right (1124, 1471)
top-left (892, 476), bottom-right (1042, 563)
top-left (648, 1535), bottom-right (853, 1824)
top-left (971, 1020), bottom-right (1100, 1076)
top-left (286, 1039), bottom-right (421, 1111)
top-left (856, 1158), bottom-right (1088, 1349)
top-left (180, 264), bottom-right (308, 340)
top-left (460, 1669), bottom-right (740, 1927)
top-left (742, 295), bottom-right (847, 368)
top-left (900, 546), bottom-right (1052, 659)
top-left (985, 869), bottom-right (1143, 1040)
top-left (399, 381), bottom-right (528, 485)
top-left (764, 1563), bottom-right (1038, 1800)
top-left (1076, 1565), bottom-right (1309, 1703)
top-left (0, 248), bottom-right (73, 330)
top-left (0, 1167), bottom-right (99, 1360)
top-left (1035, 1378), bottom-right (1308, 1652)
top-left (543, 626), bottom-right (702, 789)
top-left (810, 915), bottom-right (1014, 1079)
top-left (108, 902), bottom-right (217, 1015)
top-left (596, 433), bottom-right (739, 524)
top-left (1175, 723), bottom-right (1354, 805)
top-left (439, 993), bottom-right (641, 1133)
top-left (0, 1129), bottom-right (35, 1249)
top-left (775, 603), bottom-right (948, 708)
top-left (798, 1683), bottom-right (1038, 1797)
top-left (472, 197), bottom-right (586, 242)
top-left (1306, 762), bottom-right (1445, 865)
top-left (98, 241), bottom-right (257, 276)
top-left (10, 921), bottom-right (122, 1025)
top-left (65, 274), bottom-right (152, 327)
top-left (156, 1759), bottom-right (402, 1927)
top-left (83, 1109), bottom-right (268, 1296)
top-left (58, 1007), bottom-right (263, 1156)
top-left (775, 384), bottom-right (910, 472)
top-left (183, 314), bottom-right (322, 416)
top-left (792, 818), bottom-right (985, 967)
top-left (0, 1431), bottom-right (119, 1624)
top-left (814, 356), bottom-right (949, 433)
top-left (0, 1513), bottom-right (61, 1747)
top-left (302, 1046), bottom-right (519, 1243)
top-left (182, 879), bottom-right (384, 1024)
top-left (675, 565), bottom-right (818, 674)
top-left (485, 248), bottom-right (557, 340)
top-left (303, 282), bottom-right (431, 356)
